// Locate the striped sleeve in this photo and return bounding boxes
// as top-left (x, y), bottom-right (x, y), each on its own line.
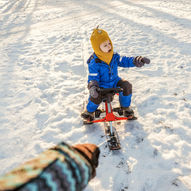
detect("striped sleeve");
top-left (0, 142), bottom-right (93, 191)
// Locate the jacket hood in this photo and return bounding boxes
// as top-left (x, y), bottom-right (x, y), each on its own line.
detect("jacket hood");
top-left (90, 28), bottom-right (113, 65)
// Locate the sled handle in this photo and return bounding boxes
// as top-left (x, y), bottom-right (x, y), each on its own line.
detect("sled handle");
top-left (97, 87), bottom-right (123, 94)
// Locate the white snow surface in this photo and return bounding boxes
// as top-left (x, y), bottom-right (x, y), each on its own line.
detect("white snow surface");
top-left (1, 0), bottom-right (191, 190)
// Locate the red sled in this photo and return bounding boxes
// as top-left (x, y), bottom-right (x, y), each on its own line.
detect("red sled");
top-left (83, 88), bottom-right (137, 150)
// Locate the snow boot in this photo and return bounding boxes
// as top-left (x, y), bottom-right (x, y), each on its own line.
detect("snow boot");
top-left (81, 111), bottom-right (94, 121)
top-left (122, 107), bottom-right (134, 117)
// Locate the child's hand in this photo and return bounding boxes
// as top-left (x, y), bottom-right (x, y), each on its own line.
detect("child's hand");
top-left (88, 80), bottom-right (99, 99)
top-left (90, 86), bottom-right (99, 98)
top-left (133, 56), bottom-right (150, 67)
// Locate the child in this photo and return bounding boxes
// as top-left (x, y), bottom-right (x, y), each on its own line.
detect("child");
top-left (81, 28), bottom-right (150, 121)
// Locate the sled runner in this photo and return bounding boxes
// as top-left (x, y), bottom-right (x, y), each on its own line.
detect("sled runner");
top-left (83, 88), bottom-right (137, 150)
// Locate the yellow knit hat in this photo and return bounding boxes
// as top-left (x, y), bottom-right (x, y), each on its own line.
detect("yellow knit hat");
top-left (90, 28), bottom-right (113, 65)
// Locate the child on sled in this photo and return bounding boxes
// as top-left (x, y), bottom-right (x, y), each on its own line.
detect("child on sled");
top-left (81, 27), bottom-right (150, 121)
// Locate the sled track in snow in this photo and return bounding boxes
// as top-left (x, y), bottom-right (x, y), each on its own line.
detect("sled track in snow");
top-left (0, 0), bottom-right (138, 36)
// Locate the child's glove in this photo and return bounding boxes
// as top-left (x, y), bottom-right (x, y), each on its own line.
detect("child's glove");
top-left (73, 143), bottom-right (100, 178)
top-left (133, 56), bottom-right (150, 67)
top-left (88, 80), bottom-right (99, 99)
top-left (90, 86), bottom-right (99, 98)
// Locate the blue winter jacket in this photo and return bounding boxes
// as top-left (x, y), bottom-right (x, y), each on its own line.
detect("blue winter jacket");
top-left (87, 53), bottom-right (135, 88)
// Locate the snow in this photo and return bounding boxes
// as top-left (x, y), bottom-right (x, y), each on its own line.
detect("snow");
top-left (0, 0), bottom-right (191, 190)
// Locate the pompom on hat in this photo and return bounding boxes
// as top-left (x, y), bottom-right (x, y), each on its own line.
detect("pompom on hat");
top-left (90, 27), bottom-right (113, 65)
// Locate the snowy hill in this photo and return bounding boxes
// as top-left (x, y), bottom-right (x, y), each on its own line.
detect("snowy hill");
top-left (0, 0), bottom-right (191, 190)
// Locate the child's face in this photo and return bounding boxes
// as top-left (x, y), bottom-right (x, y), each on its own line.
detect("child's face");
top-left (99, 40), bottom-right (112, 53)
